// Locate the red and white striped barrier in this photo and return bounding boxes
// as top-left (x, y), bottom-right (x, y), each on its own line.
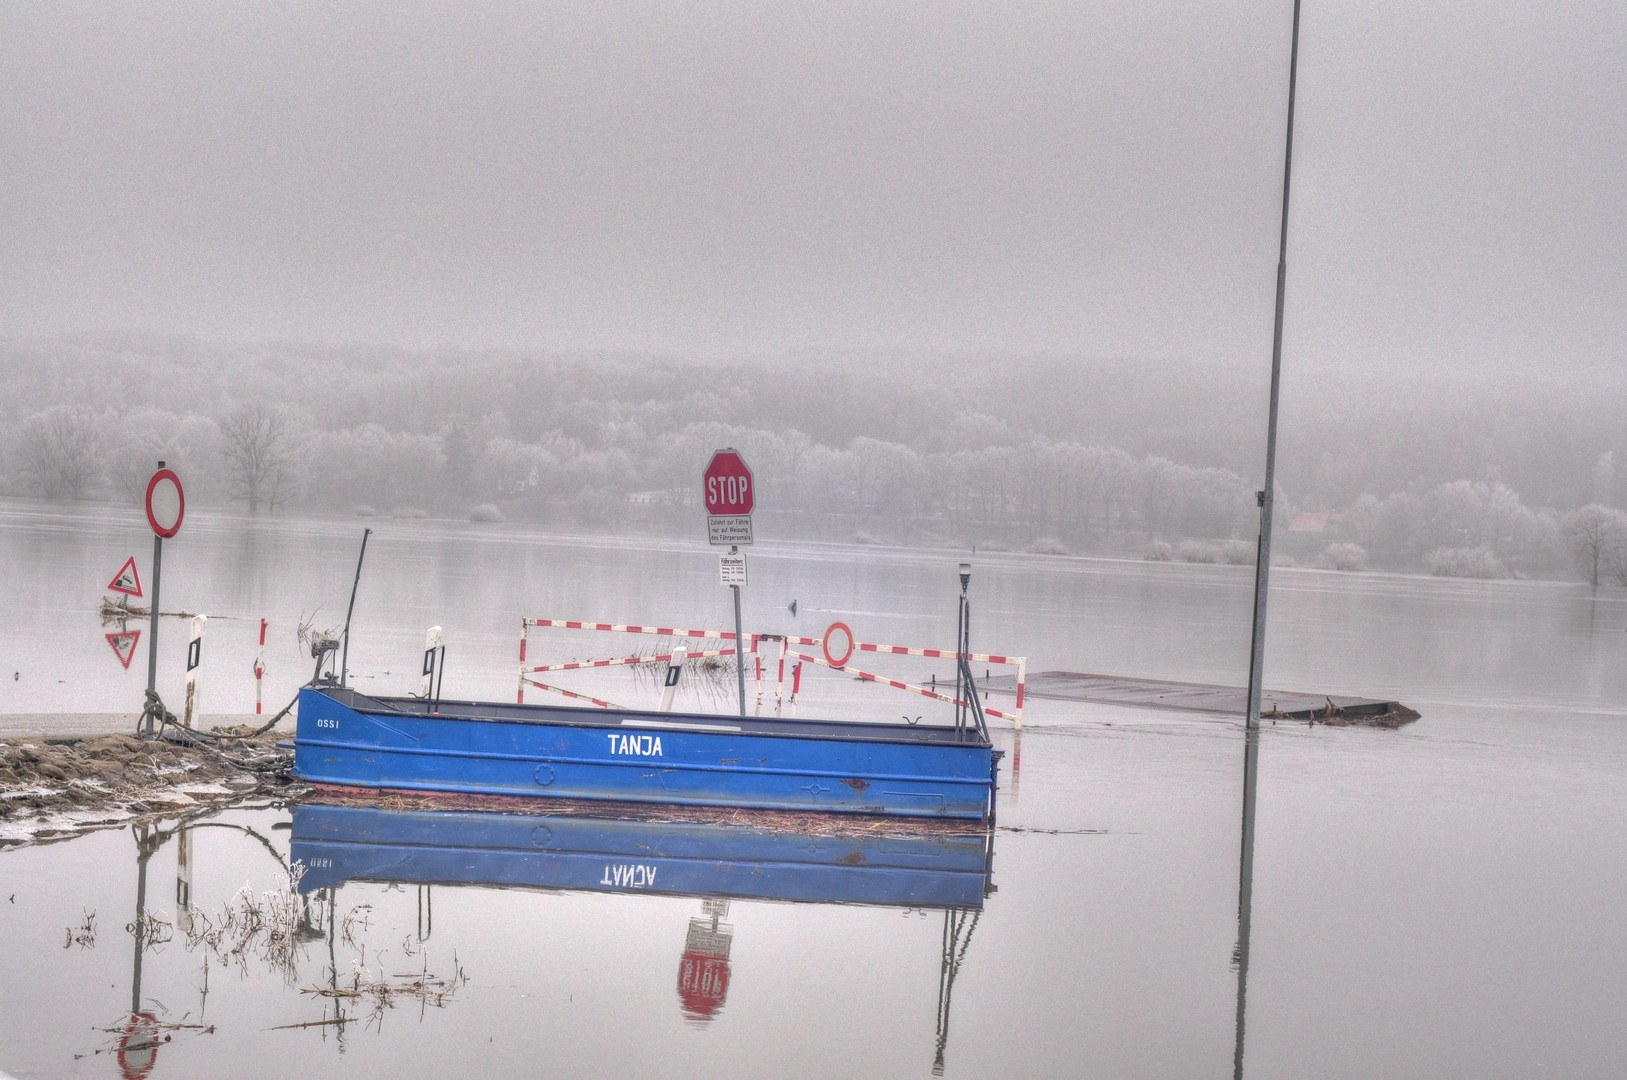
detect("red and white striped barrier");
top-left (754, 631), bottom-right (1025, 728)
top-left (778, 646), bottom-right (1023, 725)
top-left (519, 618), bottom-right (1024, 727)
top-left (524, 618), bottom-right (744, 641)
top-left (526, 647), bottom-right (740, 675)
top-left (762, 632), bottom-right (1021, 667)
top-left (519, 675), bottom-right (627, 711)
top-left (520, 619), bottom-right (753, 706)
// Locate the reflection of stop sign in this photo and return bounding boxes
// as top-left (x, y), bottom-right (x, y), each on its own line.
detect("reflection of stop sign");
top-left (677, 952), bottom-right (732, 1021)
top-left (703, 450), bottom-right (754, 515)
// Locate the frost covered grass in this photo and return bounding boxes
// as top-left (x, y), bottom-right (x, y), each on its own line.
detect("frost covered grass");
top-left (1318, 543), bottom-right (1369, 572)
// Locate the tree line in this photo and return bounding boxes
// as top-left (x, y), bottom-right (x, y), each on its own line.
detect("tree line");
top-left (3, 337), bottom-right (1625, 584)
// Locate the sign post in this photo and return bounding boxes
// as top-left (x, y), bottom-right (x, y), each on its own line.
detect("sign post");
top-left (703, 450), bottom-right (754, 717)
top-left (181, 614), bottom-right (206, 729)
top-left (142, 463), bottom-right (185, 737)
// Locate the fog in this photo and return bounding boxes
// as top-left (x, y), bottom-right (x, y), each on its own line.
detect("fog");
top-left (4, 2), bottom-right (1623, 364)
top-left (2, 3), bottom-right (1625, 581)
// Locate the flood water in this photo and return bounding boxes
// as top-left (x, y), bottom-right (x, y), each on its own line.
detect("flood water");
top-left (3, 500), bottom-right (1626, 1078)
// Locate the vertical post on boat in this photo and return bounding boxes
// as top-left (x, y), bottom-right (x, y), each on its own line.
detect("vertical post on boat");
top-left (339, 528), bottom-right (371, 689)
top-left (731, 555), bottom-right (747, 717)
top-left (955, 563), bottom-right (971, 735)
top-left (1246, 0), bottom-right (1304, 731)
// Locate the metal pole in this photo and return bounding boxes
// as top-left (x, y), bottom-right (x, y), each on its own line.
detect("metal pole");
top-left (1246, 0), bottom-right (1304, 730)
top-left (954, 593), bottom-right (964, 733)
top-left (956, 595), bottom-right (969, 738)
top-left (955, 563), bottom-right (971, 734)
top-left (339, 527), bottom-right (372, 689)
top-left (1233, 730), bottom-right (1261, 1079)
top-left (143, 461), bottom-right (165, 738)
top-left (731, 583), bottom-right (746, 717)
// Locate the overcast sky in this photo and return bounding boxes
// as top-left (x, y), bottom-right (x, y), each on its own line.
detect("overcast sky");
top-left (2, 1), bottom-right (1622, 369)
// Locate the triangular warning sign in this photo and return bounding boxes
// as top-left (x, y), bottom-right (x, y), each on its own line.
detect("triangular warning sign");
top-left (106, 629), bottom-right (142, 669)
top-left (108, 556), bottom-right (143, 598)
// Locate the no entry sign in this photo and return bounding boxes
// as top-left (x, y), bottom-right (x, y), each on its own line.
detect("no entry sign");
top-left (145, 468), bottom-right (185, 538)
top-left (703, 449), bottom-right (754, 546)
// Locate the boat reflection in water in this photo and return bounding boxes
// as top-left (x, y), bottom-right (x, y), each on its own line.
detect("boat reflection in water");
top-left (291, 798), bottom-right (993, 1064)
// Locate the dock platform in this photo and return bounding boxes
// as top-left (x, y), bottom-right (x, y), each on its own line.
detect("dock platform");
top-left (982, 672), bottom-right (1418, 726)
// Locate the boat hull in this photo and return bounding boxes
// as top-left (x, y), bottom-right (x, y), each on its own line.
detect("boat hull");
top-left (293, 688), bottom-right (1001, 820)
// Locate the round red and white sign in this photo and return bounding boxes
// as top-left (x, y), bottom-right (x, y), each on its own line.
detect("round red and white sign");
top-left (145, 469), bottom-right (185, 538)
top-left (823, 622), bottom-right (854, 668)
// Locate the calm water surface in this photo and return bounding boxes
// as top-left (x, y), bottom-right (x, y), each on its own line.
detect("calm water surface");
top-left (2, 501), bottom-right (1625, 1078)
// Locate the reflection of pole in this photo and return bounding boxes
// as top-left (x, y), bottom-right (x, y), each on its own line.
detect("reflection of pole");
top-left (326, 886), bottom-right (348, 1047)
top-left (131, 824), bottom-right (152, 1015)
top-left (1233, 730), bottom-right (1261, 1080)
top-left (1245, 0), bottom-right (1304, 730)
top-left (143, 462), bottom-right (165, 738)
top-left (933, 906), bottom-right (980, 1077)
top-left (176, 826), bottom-right (195, 935)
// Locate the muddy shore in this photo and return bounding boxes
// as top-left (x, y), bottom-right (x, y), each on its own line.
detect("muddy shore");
top-left (0, 729), bottom-right (298, 848)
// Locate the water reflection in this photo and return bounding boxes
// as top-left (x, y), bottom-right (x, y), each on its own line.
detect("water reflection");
top-left (679, 897), bottom-right (734, 1021)
top-left (291, 801), bottom-right (995, 1066)
top-left (290, 803), bottom-right (996, 909)
top-left (117, 817), bottom-right (296, 1076)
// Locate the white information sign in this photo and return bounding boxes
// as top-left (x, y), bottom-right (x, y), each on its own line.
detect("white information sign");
top-left (719, 552), bottom-right (747, 586)
top-left (708, 516), bottom-right (753, 546)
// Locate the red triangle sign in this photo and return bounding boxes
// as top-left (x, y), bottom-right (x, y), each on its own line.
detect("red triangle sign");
top-left (108, 556), bottom-right (143, 598)
top-left (106, 629), bottom-right (142, 669)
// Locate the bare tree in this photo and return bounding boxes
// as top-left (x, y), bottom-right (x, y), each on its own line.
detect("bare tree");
top-left (219, 404), bottom-right (300, 513)
top-left (15, 405), bottom-right (102, 499)
top-left (1563, 504), bottom-right (1627, 586)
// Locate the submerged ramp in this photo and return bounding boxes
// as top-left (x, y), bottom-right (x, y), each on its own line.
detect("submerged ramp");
top-left (982, 672), bottom-right (1418, 726)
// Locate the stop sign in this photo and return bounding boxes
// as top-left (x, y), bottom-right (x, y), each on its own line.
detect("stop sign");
top-left (703, 450), bottom-right (754, 516)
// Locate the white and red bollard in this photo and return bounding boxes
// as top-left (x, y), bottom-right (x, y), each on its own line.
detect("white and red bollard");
top-left (254, 618), bottom-right (267, 715)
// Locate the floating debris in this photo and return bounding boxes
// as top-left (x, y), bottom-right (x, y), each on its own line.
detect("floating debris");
top-left (64, 907), bottom-right (97, 949)
top-left (286, 952), bottom-right (470, 1030)
top-left (98, 596), bottom-right (198, 623)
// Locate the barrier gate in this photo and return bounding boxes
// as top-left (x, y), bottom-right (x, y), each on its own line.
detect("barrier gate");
top-left (519, 618), bottom-right (1026, 729)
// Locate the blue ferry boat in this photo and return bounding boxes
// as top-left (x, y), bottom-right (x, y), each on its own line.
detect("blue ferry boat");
top-left (293, 686), bottom-right (1002, 821)
top-left (290, 801), bottom-right (994, 908)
